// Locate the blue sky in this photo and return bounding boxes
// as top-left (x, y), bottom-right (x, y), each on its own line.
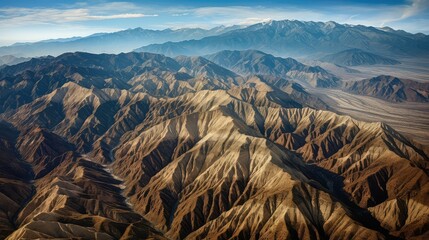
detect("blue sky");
top-left (0, 0), bottom-right (428, 46)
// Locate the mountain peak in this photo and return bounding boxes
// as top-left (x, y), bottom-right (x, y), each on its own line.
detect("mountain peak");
top-left (324, 21), bottom-right (339, 28)
top-left (343, 75), bottom-right (429, 102)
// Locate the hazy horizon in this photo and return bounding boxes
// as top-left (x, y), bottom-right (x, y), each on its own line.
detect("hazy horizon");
top-left (1, 19), bottom-right (427, 48)
top-left (0, 0), bottom-right (428, 46)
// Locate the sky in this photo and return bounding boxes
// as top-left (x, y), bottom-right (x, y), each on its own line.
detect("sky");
top-left (0, 0), bottom-right (428, 46)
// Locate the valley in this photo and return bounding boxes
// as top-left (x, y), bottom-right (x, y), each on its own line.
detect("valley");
top-left (352, 57), bottom-right (429, 82)
top-left (313, 88), bottom-right (429, 144)
top-left (306, 56), bottom-right (429, 145)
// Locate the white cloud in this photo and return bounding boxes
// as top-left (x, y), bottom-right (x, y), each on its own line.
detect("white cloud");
top-left (401, 0), bottom-right (429, 19)
top-left (0, 2), bottom-right (159, 45)
top-left (174, 6), bottom-right (330, 26)
top-left (381, 0), bottom-right (429, 25)
top-left (172, 13), bottom-right (190, 17)
top-left (87, 13), bottom-right (158, 20)
top-left (0, 3), bottom-right (157, 26)
top-left (239, 18), bottom-right (273, 25)
top-left (164, 4), bottom-right (429, 33)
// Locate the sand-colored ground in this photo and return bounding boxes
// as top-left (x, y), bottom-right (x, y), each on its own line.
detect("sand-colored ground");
top-left (305, 57), bottom-right (429, 145)
top-left (352, 57), bottom-right (429, 82)
top-left (312, 88), bottom-right (429, 145)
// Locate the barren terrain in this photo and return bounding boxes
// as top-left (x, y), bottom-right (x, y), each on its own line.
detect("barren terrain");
top-left (307, 57), bottom-right (429, 145)
top-left (312, 88), bottom-right (429, 144)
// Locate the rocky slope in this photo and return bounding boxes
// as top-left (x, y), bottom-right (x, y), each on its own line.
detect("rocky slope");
top-left (0, 52), bottom-right (428, 239)
top-left (343, 75), bottom-right (429, 102)
top-left (244, 75), bottom-right (329, 109)
top-left (205, 50), bottom-right (339, 88)
top-left (0, 51), bottom-right (326, 113)
top-left (0, 121), bottom-right (33, 238)
top-left (320, 48), bottom-right (401, 66)
top-left (103, 88), bottom-right (429, 239)
top-left (2, 84), bottom-right (429, 239)
top-left (0, 121), bottom-right (165, 239)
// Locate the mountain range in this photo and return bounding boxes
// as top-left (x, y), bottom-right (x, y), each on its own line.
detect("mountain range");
top-left (135, 20), bottom-right (429, 58)
top-left (0, 26), bottom-right (241, 58)
top-left (0, 50), bottom-right (428, 239)
top-left (0, 51), bottom-right (331, 114)
top-left (1, 20), bottom-right (428, 61)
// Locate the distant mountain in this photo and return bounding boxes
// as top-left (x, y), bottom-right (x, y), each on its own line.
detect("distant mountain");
top-left (320, 48), bottom-right (401, 66)
top-left (0, 52), bottom-right (226, 113)
top-left (205, 50), bottom-right (339, 87)
top-left (379, 26), bottom-right (428, 39)
top-left (135, 20), bottom-right (429, 58)
top-left (0, 26), bottom-right (241, 57)
top-left (0, 51), bottom-right (327, 115)
top-left (343, 75), bottom-right (429, 102)
top-left (0, 55), bottom-right (30, 66)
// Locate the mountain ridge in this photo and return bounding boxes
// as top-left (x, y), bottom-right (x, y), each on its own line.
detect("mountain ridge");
top-left (205, 49), bottom-right (340, 87)
top-left (0, 51), bottom-right (327, 114)
top-left (135, 19), bottom-right (429, 58)
top-left (0, 25), bottom-right (242, 58)
top-left (320, 48), bottom-right (401, 66)
top-left (343, 75), bottom-right (429, 102)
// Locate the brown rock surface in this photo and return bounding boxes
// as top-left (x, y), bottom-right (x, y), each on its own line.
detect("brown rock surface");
top-left (0, 51), bottom-right (428, 239)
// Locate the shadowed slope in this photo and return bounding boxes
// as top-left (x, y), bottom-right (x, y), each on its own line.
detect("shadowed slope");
top-left (320, 49), bottom-right (401, 66)
top-left (205, 50), bottom-right (339, 88)
top-left (343, 75), bottom-right (429, 102)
